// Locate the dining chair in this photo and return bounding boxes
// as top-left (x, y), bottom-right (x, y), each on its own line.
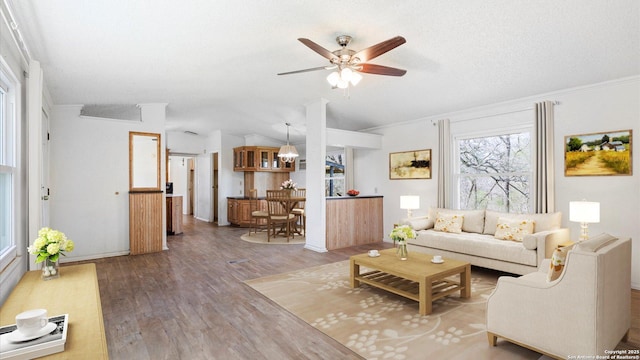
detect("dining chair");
top-left (248, 189), bottom-right (268, 235)
top-left (265, 189), bottom-right (297, 242)
top-left (291, 188), bottom-right (306, 235)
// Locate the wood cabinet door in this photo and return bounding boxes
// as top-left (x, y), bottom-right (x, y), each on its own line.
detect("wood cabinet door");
top-left (227, 199), bottom-right (239, 224)
top-left (239, 200), bottom-right (253, 225)
top-left (130, 192), bottom-right (163, 254)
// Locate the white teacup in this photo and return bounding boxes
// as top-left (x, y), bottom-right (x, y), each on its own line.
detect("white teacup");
top-left (433, 255), bottom-right (443, 262)
top-left (15, 309), bottom-right (48, 336)
top-left (368, 250), bottom-right (379, 256)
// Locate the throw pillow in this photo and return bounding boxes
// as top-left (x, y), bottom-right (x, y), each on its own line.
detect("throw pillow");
top-left (494, 217), bottom-right (535, 242)
top-left (401, 216), bottom-right (434, 231)
top-left (547, 244), bottom-right (574, 282)
top-left (433, 213), bottom-right (464, 234)
top-left (575, 233), bottom-right (617, 252)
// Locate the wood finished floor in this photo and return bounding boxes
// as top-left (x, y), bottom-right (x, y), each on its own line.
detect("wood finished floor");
top-left (72, 216), bottom-right (639, 360)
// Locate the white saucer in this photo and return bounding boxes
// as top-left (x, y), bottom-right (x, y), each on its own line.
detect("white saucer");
top-left (431, 259), bottom-right (444, 264)
top-left (368, 253), bottom-right (381, 257)
top-left (6, 322), bottom-right (57, 342)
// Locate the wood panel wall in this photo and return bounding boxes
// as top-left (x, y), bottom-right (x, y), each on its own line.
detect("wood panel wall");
top-left (129, 191), bottom-right (163, 255)
top-left (326, 196), bottom-right (383, 250)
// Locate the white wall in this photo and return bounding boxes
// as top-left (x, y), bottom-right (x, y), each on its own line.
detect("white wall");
top-left (48, 105), bottom-right (166, 261)
top-left (357, 76), bottom-right (640, 289)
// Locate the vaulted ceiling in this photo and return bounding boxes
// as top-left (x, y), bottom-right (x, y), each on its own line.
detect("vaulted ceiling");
top-left (10, 0), bottom-right (640, 143)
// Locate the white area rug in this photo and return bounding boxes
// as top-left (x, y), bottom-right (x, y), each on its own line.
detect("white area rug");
top-left (245, 261), bottom-right (542, 360)
top-left (240, 231), bottom-right (305, 244)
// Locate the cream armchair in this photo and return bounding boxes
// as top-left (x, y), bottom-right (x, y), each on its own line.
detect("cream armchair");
top-left (486, 235), bottom-right (631, 359)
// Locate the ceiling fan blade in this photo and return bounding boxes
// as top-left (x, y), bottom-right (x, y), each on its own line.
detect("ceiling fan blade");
top-left (352, 36), bottom-right (406, 63)
top-left (298, 38), bottom-right (339, 61)
top-left (277, 66), bottom-right (330, 75)
top-left (358, 63), bottom-right (407, 76)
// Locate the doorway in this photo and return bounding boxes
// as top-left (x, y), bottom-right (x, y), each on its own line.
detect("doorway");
top-left (188, 159), bottom-right (194, 215)
top-left (212, 152), bottom-right (219, 224)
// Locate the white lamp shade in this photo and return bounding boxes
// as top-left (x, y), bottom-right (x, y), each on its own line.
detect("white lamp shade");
top-left (400, 195), bottom-right (420, 210)
top-left (278, 144), bottom-right (298, 158)
top-left (570, 201), bottom-right (600, 223)
top-left (340, 67), bottom-right (353, 82)
top-left (326, 72), bottom-right (340, 86)
top-left (350, 71), bottom-right (362, 86)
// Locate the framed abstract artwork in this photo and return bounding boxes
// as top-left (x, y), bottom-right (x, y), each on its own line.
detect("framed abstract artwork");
top-left (564, 129), bottom-right (632, 176)
top-left (389, 149), bottom-right (432, 179)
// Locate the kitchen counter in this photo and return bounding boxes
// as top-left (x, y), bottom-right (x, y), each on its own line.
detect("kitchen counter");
top-left (326, 195), bottom-right (383, 200)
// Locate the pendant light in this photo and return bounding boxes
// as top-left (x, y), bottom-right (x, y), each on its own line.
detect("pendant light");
top-left (278, 123), bottom-right (298, 163)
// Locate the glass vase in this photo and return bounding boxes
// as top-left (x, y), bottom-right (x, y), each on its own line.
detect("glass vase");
top-left (397, 242), bottom-right (408, 260)
top-left (41, 258), bottom-right (59, 280)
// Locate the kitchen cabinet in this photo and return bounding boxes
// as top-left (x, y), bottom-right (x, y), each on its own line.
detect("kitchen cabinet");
top-left (234, 146), bottom-right (295, 172)
top-left (227, 197), bottom-right (268, 227)
top-left (233, 147), bottom-right (257, 171)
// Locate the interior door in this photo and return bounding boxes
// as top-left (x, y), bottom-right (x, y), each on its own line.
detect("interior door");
top-left (40, 108), bottom-right (50, 226)
top-left (188, 159), bottom-right (194, 215)
top-left (212, 152), bottom-right (219, 224)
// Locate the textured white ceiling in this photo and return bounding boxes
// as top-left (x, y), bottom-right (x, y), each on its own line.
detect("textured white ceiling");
top-left (11, 0), bottom-right (640, 143)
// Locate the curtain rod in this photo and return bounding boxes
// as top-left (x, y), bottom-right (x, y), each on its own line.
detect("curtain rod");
top-left (431, 100), bottom-right (560, 125)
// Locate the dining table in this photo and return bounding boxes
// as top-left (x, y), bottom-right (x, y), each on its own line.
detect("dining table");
top-left (266, 192), bottom-right (305, 237)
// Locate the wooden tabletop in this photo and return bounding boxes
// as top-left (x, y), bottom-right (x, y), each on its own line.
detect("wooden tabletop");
top-left (0, 263), bottom-right (109, 359)
top-left (351, 248), bottom-right (469, 279)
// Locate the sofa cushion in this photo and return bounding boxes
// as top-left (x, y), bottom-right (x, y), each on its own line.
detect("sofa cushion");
top-left (434, 213), bottom-right (463, 233)
top-left (484, 210), bottom-right (561, 235)
top-left (410, 229), bottom-right (537, 266)
top-left (547, 244), bottom-right (575, 282)
top-left (494, 217), bottom-right (535, 242)
top-left (430, 208), bottom-right (485, 233)
top-left (575, 233), bottom-right (617, 252)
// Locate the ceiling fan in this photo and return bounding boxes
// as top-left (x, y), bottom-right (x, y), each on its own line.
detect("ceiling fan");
top-left (278, 35), bottom-right (407, 89)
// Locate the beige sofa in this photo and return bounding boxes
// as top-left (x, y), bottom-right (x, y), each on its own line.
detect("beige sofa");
top-left (486, 235), bottom-right (631, 358)
top-left (401, 208), bottom-right (570, 275)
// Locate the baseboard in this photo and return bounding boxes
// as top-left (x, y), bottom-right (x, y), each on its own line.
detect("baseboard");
top-left (60, 251), bottom-right (130, 263)
top-left (632, 282), bottom-right (640, 291)
top-left (304, 244), bottom-right (328, 253)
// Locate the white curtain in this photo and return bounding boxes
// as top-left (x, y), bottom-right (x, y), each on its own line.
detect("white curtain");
top-left (437, 119), bottom-right (451, 208)
top-left (534, 101), bottom-right (555, 213)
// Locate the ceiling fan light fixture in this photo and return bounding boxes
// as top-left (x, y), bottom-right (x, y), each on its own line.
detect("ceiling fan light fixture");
top-left (337, 79), bottom-right (349, 89)
top-left (278, 123), bottom-right (299, 163)
top-left (340, 67), bottom-right (353, 82)
top-left (350, 71), bottom-right (363, 86)
top-left (326, 71), bottom-right (340, 87)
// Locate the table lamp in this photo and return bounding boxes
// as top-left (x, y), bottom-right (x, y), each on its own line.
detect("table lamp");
top-left (569, 200), bottom-right (600, 241)
top-left (400, 195), bottom-right (420, 218)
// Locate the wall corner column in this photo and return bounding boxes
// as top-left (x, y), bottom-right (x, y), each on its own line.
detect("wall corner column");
top-left (304, 98), bottom-right (329, 252)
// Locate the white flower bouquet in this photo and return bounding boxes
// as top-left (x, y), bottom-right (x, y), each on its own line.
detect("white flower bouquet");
top-left (28, 227), bottom-right (75, 264)
top-left (280, 179), bottom-right (297, 190)
top-left (389, 225), bottom-right (416, 244)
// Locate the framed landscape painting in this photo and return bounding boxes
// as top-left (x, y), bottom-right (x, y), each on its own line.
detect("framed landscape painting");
top-left (389, 149), bottom-right (432, 179)
top-left (564, 129), bottom-right (632, 176)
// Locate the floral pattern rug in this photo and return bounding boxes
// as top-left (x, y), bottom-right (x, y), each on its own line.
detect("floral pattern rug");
top-left (245, 261), bottom-right (542, 360)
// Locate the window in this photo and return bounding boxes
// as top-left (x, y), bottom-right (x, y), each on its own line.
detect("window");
top-left (0, 63), bottom-right (17, 271)
top-left (454, 127), bottom-right (532, 213)
top-left (325, 151), bottom-right (345, 197)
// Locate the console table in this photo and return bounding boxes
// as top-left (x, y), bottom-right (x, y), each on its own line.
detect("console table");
top-left (0, 263), bottom-right (109, 359)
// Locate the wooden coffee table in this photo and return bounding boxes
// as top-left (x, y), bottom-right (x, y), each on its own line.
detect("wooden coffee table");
top-left (350, 248), bottom-right (471, 315)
